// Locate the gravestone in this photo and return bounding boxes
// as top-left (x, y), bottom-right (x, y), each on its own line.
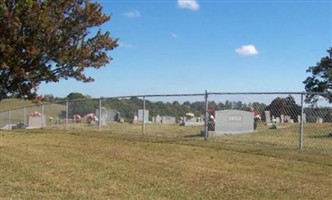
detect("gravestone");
top-left (96, 108), bottom-right (107, 126)
top-left (280, 115), bottom-right (284, 123)
top-left (27, 114), bottom-right (46, 129)
top-left (276, 117), bottom-right (280, 124)
top-left (96, 108), bottom-right (120, 125)
top-left (298, 114), bottom-right (307, 123)
top-left (186, 117), bottom-right (198, 123)
top-left (161, 116), bottom-right (176, 124)
top-left (132, 115), bottom-right (138, 123)
top-left (0, 124), bottom-right (17, 130)
top-left (138, 109), bottom-right (149, 122)
top-left (316, 117), bottom-right (323, 123)
top-left (183, 116), bottom-right (204, 126)
top-left (213, 110), bottom-right (254, 135)
top-left (264, 111), bottom-right (271, 124)
top-left (284, 115), bottom-right (291, 123)
top-left (155, 115), bottom-right (162, 123)
top-left (105, 110), bottom-right (120, 123)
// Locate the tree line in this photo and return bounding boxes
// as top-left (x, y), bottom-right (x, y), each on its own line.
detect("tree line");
top-left (43, 92), bottom-right (331, 123)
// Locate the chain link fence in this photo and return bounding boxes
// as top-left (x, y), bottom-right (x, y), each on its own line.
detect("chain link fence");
top-left (1, 92), bottom-right (331, 152)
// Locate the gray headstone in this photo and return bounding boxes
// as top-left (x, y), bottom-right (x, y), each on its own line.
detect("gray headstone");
top-left (214, 110), bottom-right (254, 134)
top-left (186, 117), bottom-right (198, 123)
top-left (183, 116), bottom-right (204, 126)
top-left (264, 111), bottom-right (271, 123)
top-left (280, 115), bottom-right (284, 124)
top-left (155, 115), bottom-right (162, 124)
top-left (161, 116), bottom-right (176, 124)
top-left (132, 115), bottom-right (138, 123)
top-left (0, 124), bottom-right (17, 130)
top-left (27, 115), bottom-right (46, 129)
top-left (276, 117), bottom-right (280, 124)
top-left (316, 117), bottom-right (323, 123)
top-left (298, 114), bottom-right (307, 123)
top-left (96, 108), bottom-right (107, 126)
top-left (138, 109), bottom-right (149, 122)
top-left (109, 110), bottom-right (120, 122)
top-left (96, 109), bottom-right (120, 125)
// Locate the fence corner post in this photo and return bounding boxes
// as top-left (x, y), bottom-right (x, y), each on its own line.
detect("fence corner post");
top-left (99, 98), bottom-right (102, 132)
top-left (204, 90), bottom-right (209, 140)
top-left (299, 93), bottom-right (304, 150)
top-left (142, 96), bottom-right (146, 135)
top-left (65, 100), bottom-right (69, 130)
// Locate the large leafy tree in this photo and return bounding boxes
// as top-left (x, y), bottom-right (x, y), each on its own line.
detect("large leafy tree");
top-left (0, 0), bottom-right (118, 100)
top-left (303, 48), bottom-right (332, 103)
top-left (66, 92), bottom-right (87, 100)
top-left (264, 96), bottom-right (301, 122)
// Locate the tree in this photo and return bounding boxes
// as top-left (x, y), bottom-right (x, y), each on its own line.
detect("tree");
top-left (264, 96), bottom-right (301, 122)
top-left (0, 0), bottom-right (118, 100)
top-left (66, 92), bottom-right (87, 100)
top-left (303, 47), bottom-right (332, 103)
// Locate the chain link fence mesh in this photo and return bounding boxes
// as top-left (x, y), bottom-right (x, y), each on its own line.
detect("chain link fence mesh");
top-left (1, 92), bottom-right (331, 152)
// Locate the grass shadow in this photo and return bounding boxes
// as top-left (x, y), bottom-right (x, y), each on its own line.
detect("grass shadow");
top-left (183, 133), bottom-right (203, 138)
top-left (308, 133), bottom-right (332, 139)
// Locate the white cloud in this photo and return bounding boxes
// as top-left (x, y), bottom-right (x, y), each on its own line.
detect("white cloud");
top-left (122, 10), bottom-right (141, 18)
top-left (235, 45), bottom-right (259, 56)
top-left (118, 42), bottom-right (134, 48)
top-left (177, 0), bottom-right (199, 11)
top-left (171, 33), bottom-right (178, 38)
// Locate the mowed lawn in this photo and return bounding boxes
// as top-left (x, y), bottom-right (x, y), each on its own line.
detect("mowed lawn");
top-left (1, 125), bottom-right (332, 200)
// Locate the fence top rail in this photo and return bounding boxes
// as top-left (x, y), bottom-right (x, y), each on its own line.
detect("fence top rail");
top-left (0, 91), bottom-right (330, 113)
top-left (208, 92), bottom-right (330, 95)
top-left (112, 93), bottom-right (206, 99)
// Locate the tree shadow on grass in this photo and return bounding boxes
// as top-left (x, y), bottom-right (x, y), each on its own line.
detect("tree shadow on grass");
top-left (308, 133), bottom-right (332, 139)
top-left (183, 133), bottom-right (203, 138)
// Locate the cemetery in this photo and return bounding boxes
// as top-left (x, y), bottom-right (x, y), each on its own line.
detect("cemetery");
top-left (26, 111), bottom-right (46, 129)
top-left (211, 109), bottom-right (255, 135)
top-left (95, 108), bottom-right (120, 125)
top-left (180, 112), bottom-right (204, 126)
top-left (152, 115), bottom-right (177, 124)
top-left (0, 95), bottom-right (331, 200)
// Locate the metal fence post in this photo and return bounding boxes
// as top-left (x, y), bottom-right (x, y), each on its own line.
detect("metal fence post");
top-left (66, 101), bottom-right (69, 130)
top-left (299, 93), bottom-right (304, 150)
top-left (204, 90), bottom-right (209, 140)
top-left (8, 110), bottom-right (11, 131)
top-left (142, 96), bottom-right (145, 135)
top-left (0, 101), bottom-right (2, 128)
top-left (24, 107), bottom-right (27, 126)
top-left (41, 103), bottom-right (45, 128)
top-left (99, 98), bottom-right (102, 132)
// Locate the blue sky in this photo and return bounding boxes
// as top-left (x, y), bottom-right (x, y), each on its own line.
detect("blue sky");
top-left (39, 0), bottom-right (332, 98)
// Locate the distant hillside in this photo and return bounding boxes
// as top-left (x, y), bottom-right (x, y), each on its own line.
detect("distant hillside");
top-left (0, 99), bottom-right (66, 126)
top-left (0, 99), bottom-right (36, 112)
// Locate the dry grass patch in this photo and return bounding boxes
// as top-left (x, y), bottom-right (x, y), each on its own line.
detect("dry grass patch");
top-left (1, 126), bottom-right (332, 199)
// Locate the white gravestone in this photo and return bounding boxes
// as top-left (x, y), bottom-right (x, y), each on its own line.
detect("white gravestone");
top-left (138, 109), bottom-right (149, 122)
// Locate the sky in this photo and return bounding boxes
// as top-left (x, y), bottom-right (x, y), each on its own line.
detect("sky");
top-left (39, 0), bottom-right (332, 98)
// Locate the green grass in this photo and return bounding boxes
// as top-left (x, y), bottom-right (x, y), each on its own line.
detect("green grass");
top-left (0, 99), bottom-right (36, 111)
top-left (1, 124), bottom-right (332, 199)
top-left (210, 122), bottom-right (332, 152)
top-left (0, 99), bottom-right (66, 127)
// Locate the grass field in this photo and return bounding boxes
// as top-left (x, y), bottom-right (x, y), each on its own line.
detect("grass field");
top-left (1, 124), bottom-right (332, 200)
